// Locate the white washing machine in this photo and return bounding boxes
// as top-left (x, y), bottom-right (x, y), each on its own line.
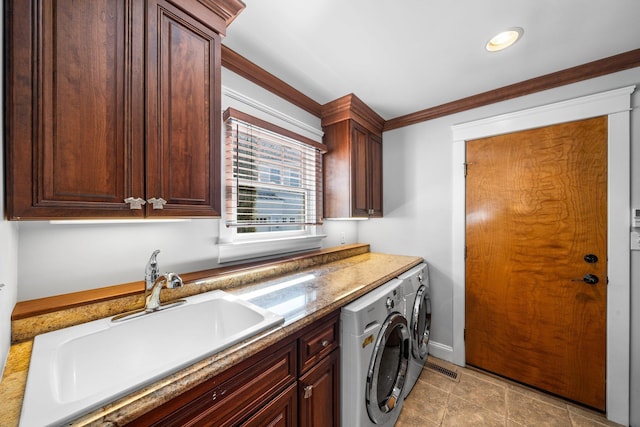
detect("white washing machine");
top-left (398, 263), bottom-right (431, 399)
top-left (341, 279), bottom-right (410, 427)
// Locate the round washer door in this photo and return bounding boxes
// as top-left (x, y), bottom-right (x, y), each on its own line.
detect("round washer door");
top-left (366, 312), bottom-right (410, 424)
top-left (410, 285), bottom-right (431, 360)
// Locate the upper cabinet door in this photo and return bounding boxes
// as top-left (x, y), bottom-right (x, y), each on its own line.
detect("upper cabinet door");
top-left (351, 122), bottom-right (370, 218)
top-left (367, 133), bottom-right (383, 218)
top-left (321, 94), bottom-right (384, 219)
top-left (145, 0), bottom-right (221, 217)
top-left (6, 0), bottom-right (146, 219)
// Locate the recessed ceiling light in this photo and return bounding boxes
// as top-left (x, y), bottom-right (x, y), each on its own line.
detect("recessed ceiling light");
top-left (486, 27), bottom-right (524, 52)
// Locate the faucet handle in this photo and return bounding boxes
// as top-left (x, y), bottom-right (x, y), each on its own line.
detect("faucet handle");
top-left (166, 272), bottom-right (184, 289)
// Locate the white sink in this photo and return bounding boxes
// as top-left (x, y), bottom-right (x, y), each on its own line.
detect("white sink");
top-left (19, 290), bottom-right (284, 427)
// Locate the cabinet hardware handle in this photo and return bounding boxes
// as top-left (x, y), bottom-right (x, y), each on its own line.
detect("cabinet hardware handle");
top-left (147, 197), bottom-right (167, 209)
top-left (304, 385), bottom-right (313, 399)
top-left (211, 389), bottom-right (226, 401)
top-left (321, 339), bottom-right (330, 348)
top-left (124, 197), bottom-right (146, 210)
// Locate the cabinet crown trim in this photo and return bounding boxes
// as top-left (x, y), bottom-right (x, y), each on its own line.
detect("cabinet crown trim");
top-left (197, 0), bottom-right (246, 28)
top-left (321, 94), bottom-right (385, 134)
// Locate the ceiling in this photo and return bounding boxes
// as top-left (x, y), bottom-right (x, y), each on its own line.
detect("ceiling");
top-left (221, 0), bottom-right (640, 121)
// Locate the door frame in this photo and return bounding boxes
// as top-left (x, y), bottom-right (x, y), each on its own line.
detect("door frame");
top-left (451, 85), bottom-right (635, 425)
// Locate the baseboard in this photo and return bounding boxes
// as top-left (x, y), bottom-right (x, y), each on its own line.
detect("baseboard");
top-left (427, 340), bottom-right (456, 365)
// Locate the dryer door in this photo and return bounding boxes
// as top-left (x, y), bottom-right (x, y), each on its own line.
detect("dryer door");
top-left (410, 285), bottom-right (431, 360)
top-left (366, 312), bottom-right (410, 424)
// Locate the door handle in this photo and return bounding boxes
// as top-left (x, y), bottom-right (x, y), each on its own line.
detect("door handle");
top-left (572, 274), bottom-right (599, 285)
top-left (583, 254), bottom-right (598, 263)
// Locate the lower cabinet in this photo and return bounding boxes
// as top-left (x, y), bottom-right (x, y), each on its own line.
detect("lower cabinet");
top-left (242, 382), bottom-right (298, 427)
top-left (126, 311), bottom-right (340, 426)
top-left (299, 349), bottom-right (340, 427)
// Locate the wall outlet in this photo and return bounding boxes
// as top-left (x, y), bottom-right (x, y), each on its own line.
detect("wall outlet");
top-left (340, 232), bottom-right (346, 245)
top-left (631, 230), bottom-right (640, 251)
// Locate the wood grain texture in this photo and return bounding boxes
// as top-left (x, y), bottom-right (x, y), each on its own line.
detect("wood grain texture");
top-left (298, 349), bottom-right (340, 427)
top-left (465, 116), bottom-right (607, 410)
top-left (146, 0), bottom-right (222, 217)
top-left (321, 93), bottom-right (385, 134)
top-left (6, 0), bottom-right (146, 219)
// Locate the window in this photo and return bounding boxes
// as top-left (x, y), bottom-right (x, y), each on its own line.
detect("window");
top-left (224, 108), bottom-right (326, 236)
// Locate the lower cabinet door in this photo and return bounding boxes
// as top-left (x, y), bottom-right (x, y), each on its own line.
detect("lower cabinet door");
top-left (298, 349), bottom-right (340, 427)
top-left (241, 382), bottom-right (298, 427)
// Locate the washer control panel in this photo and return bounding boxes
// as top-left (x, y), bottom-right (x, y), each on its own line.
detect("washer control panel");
top-left (385, 289), bottom-right (402, 312)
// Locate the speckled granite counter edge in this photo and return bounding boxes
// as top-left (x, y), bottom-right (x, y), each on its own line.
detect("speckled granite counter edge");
top-left (1, 248), bottom-right (422, 427)
top-left (11, 244), bottom-right (370, 343)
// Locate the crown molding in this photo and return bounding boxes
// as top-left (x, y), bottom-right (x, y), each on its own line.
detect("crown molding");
top-left (198, 0), bottom-right (246, 28)
top-left (221, 45), bottom-right (323, 117)
top-left (221, 43), bottom-right (640, 133)
top-left (321, 93), bottom-right (385, 134)
top-left (384, 48), bottom-right (640, 131)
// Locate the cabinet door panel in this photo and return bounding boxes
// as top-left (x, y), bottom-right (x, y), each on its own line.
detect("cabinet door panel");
top-left (368, 134), bottom-right (383, 217)
top-left (146, 0), bottom-right (221, 217)
top-left (241, 383), bottom-right (297, 427)
top-left (298, 350), bottom-right (340, 427)
top-left (351, 123), bottom-right (369, 217)
top-left (7, 0), bottom-right (145, 218)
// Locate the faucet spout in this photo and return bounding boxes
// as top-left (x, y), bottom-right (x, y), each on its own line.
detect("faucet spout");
top-left (145, 272), bottom-right (184, 313)
top-left (145, 250), bottom-right (161, 293)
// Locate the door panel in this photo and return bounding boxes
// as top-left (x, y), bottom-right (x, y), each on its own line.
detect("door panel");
top-left (352, 122), bottom-right (369, 217)
top-left (465, 116), bottom-right (607, 410)
top-left (146, 0), bottom-right (221, 216)
top-left (37, 0), bottom-right (144, 215)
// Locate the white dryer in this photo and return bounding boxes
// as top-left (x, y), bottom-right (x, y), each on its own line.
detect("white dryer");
top-left (341, 279), bottom-right (410, 427)
top-left (399, 263), bottom-right (431, 398)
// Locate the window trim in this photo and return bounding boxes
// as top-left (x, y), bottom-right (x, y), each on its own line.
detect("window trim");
top-left (219, 107), bottom-right (327, 263)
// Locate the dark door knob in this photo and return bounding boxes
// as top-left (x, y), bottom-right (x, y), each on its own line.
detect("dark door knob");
top-left (583, 274), bottom-right (599, 285)
top-left (583, 254), bottom-right (598, 263)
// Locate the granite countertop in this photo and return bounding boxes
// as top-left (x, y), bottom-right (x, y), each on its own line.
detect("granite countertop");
top-left (0, 249), bottom-right (422, 426)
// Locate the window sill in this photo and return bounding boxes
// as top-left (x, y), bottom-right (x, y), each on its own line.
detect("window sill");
top-left (217, 234), bottom-right (327, 263)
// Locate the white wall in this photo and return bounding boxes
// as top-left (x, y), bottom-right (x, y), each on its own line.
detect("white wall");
top-left (359, 66), bottom-right (640, 424)
top-left (14, 68), bottom-right (358, 301)
top-left (0, 8), bottom-right (20, 379)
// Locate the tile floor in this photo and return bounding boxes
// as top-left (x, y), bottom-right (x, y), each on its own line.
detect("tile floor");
top-left (396, 357), bottom-right (621, 427)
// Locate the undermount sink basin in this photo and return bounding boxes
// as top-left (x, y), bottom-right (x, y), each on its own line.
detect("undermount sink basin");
top-left (19, 290), bottom-right (284, 427)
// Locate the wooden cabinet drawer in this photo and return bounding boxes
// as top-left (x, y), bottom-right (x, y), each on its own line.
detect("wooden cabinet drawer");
top-left (298, 312), bottom-right (339, 374)
top-left (136, 340), bottom-right (296, 426)
top-left (240, 382), bottom-right (298, 427)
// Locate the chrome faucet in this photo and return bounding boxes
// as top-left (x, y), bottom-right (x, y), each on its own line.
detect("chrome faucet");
top-left (145, 249), bottom-right (161, 301)
top-left (145, 272), bottom-right (184, 312)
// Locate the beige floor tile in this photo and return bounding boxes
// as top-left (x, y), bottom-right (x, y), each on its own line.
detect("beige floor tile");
top-left (461, 366), bottom-right (512, 389)
top-left (396, 402), bottom-right (441, 427)
top-left (450, 371), bottom-right (507, 416)
top-left (441, 394), bottom-right (506, 427)
top-left (418, 365), bottom-right (459, 393)
top-left (400, 378), bottom-right (449, 425)
top-left (567, 406), bottom-right (621, 427)
top-left (507, 388), bottom-right (572, 427)
top-left (506, 382), bottom-right (572, 410)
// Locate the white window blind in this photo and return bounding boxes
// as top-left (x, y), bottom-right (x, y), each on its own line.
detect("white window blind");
top-left (224, 108), bottom-right (326, 233)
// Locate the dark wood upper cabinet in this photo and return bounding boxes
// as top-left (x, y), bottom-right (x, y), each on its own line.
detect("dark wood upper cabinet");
top-left (322, 94), bottom-right (384, 218)
top-left (146, 0), bottom-right (221, 217)
top-left (5, 0), bottom-right (244, 219)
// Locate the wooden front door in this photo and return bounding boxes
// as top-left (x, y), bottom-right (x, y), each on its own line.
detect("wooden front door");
top-left (465, 116), bottom-right (608, 410)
